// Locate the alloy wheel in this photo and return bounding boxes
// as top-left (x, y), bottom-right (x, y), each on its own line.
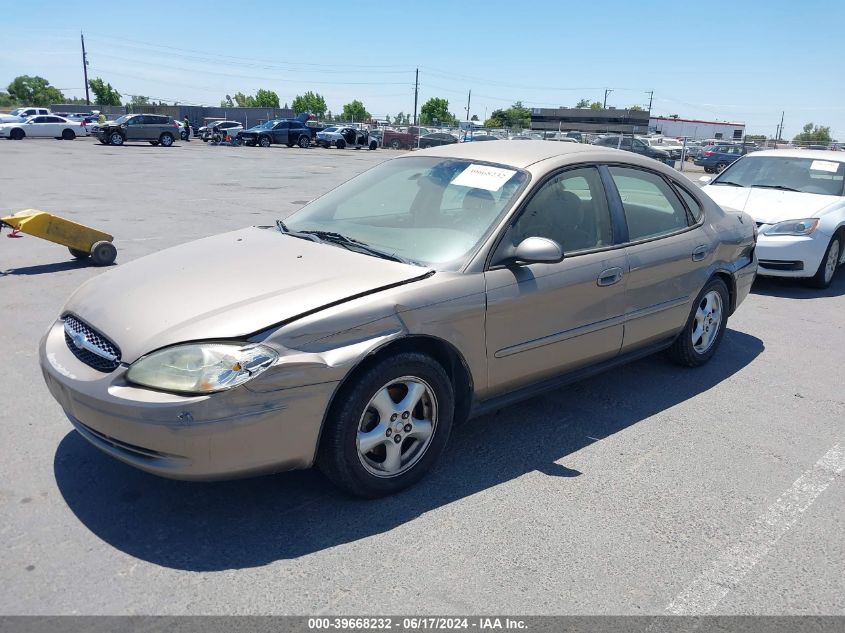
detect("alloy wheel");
top-left (824, 240), bottom-right (840, 284)
top-left (356, 376), bottom-right (437, 478)
top-left (692, 290), bottom-right (723, 354)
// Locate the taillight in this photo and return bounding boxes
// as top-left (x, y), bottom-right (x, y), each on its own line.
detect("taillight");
top-left (704, 150), bottom-right (713, 156)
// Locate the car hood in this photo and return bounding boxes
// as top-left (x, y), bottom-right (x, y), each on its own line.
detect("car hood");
top-left (702, 185), bottom-right (842, 224)
top-left (63, 227), bottom-right (433, 363)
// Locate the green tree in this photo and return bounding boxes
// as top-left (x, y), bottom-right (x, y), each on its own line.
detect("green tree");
top-left (0, 91), bottom-right (16, 107)
top-left (7, 75), bottom-right (64, 106)
top-left (342, 99), bottom-right (370, 122)
top-left (254, 89), bottom-right (280, 108)
top-left (628, 105), bottom-right (644, 111)
top-left (233, 92), bottom-right (255, 107)
top-left (470, 114), bottom-right (479, 121)
top-left (221, 94), bottom-right (235, 108)
top-left (483, 101), bottom-right (531, 128)
top-left (589, 101), bottom-right (602, 110)
top-left (793, 122), bottom-right (831, 144)
top-left (420, 97), bottom-right (456, 126)
top-left (575, 98), bottom-right (591, 108)
top-left (291, 91), bottom-right (328, 118)
top-left (88, 78), bottom-right (121, 106)
top-left (395, 111), bottom-right (406, 125)
top-left (129, 95), bottom-right (150, 106)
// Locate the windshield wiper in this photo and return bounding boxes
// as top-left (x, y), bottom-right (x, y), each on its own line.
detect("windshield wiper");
top-left (713, 180), bottom-right (744, 187)
top-left (752, 184), bottom-right (800, 192)
top-left (298, 230), bottom-right (416, 265)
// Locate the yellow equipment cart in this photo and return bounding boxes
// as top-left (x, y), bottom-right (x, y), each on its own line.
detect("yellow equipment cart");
top-left (1, 209), bottom-right (117, 266)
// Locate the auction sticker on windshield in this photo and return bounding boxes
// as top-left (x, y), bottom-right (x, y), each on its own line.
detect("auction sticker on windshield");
top-left (451, 164), bottom-right (517, 191)
top-left (810, 160), bottom-right (840, 173)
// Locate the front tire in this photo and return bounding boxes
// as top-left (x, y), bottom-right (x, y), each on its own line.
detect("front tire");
top-left (715, 162), bottom-right (728, 173)
top-left (109, 132), bottom-right (124, 146)
top-left (807, 234), bottom-right (841, 289)
top-left (318, 352), bottom-right (454, 497)
top-left (10, 129), bottom-right (24, 140)
top-left (390, 138), bottom-right (401, 150)
top-left (258, 136), bottom-right (271, 148)
top-left (668, 278), bottom-right (729, 367)
top-left (369, 141), bottom-right (377, 150)
top-left (336, 139), bottom-right (346, 149)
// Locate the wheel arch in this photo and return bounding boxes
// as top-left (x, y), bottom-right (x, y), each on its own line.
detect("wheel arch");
top-left (314, 334), bottom-right (474, 462)
top-left (711, 269), bottom-right (737, 314)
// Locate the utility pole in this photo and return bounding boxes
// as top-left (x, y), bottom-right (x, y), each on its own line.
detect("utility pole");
top-left (465, 89), bottom-right (471, 122)
top-left (777, 111), bottom-right (784, 141)
top-left (603, 88), bottom-right (613, 109)
top-left (647, 90), bottom-right (654, 112)
top-left (413, 67), bottom-right (419, 126)
top-left (81, 31), bottom-right (90, 105)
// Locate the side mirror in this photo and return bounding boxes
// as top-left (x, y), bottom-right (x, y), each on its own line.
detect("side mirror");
top-left (698, 175), bottom-right (712, 184)
top-left (497, 237), bottom-right (564, 266)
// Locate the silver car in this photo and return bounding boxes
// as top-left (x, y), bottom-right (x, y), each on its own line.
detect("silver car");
top-left (40, 142), bottom-right (758, 497)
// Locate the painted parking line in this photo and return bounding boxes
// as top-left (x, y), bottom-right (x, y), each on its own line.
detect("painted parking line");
top-left (666, 443), bottom-right (844, 615)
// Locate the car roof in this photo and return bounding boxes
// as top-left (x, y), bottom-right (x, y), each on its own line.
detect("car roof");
top-left (744, 149), bottom-right (845, 161)
top-left (413, 140), bottom-right (599, 168)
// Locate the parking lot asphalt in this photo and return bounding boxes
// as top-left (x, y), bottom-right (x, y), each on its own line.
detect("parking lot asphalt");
top-left (0, 139), bottom-right (842, 615)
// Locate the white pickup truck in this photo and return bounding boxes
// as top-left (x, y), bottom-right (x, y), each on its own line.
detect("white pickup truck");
top-left (0, 106), bottom-right (52, 123)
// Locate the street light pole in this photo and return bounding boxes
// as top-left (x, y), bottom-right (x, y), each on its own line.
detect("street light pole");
top-left (603, 88), bottom-right (613, 109)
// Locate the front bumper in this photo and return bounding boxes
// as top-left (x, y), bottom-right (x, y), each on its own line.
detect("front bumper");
top-left (754, 229), bottom-right (830, 278)
top-left (40, 319), bottom-right (338, 480)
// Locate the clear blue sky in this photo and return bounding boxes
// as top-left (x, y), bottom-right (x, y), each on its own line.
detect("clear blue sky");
top-left (1, 0), bottom-right (842, 138)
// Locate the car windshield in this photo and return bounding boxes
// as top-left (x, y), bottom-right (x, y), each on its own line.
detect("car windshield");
top-left (283, 156), bottom-right (529, 270)
top-left (714, 156), bottom-right (845, 196)
top-left (114, 115), bottom-right (129, 124)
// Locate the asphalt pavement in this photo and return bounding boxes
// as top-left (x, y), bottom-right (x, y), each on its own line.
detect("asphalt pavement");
top-left (0, 138), bottom-right (842, 615)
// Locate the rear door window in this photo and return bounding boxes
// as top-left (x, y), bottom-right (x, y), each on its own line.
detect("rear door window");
top-left (609, 167), bottom-right (691, 241)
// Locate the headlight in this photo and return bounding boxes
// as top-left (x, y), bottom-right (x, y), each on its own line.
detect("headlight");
top-left (126, 342), bottom-right (278, 394)
top-left (764, 218), bottom-right (819, 236)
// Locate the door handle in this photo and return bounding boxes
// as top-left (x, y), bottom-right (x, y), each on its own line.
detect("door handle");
top-left (597, 267), bottom-right (624, 287)
top-left (692, 245), bottom-right (709, 262)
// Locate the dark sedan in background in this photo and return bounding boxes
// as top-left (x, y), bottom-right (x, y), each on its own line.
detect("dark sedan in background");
top-left (418, 132), bottom-right (459, 148)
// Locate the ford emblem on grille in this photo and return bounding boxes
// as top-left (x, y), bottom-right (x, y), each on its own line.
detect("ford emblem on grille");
top-left (63, 315), bottom-right (121, 372)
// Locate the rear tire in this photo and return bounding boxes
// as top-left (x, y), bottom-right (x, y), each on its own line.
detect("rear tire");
top-left (317, 352), bottom-right (454, 497)
top-left (369, 141), bottom-right (377, 150)
top-left (668, 277), bottom-right (729, 367)
top-left (61, 129), bottom-right (75, 140)
top-left (807, 234), bottom-right (841, 289)
top-left (68, 247), bottom-right (89, 260)
top-left (298, 135), bottom-right (310, 148)
top-left (90, 241), bottom-right (117, 266)
top-left (159, 132), bottom-right (174, 147)
top-left (336, 139), bottom-right (346, 149)
top-left (715, 162), bottom-right (728, 173)
top-left (390, 138), bottom-right (401, 150)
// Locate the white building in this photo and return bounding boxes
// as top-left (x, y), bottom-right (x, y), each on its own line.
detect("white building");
top-left (649, 116), bottom-right (746, 141)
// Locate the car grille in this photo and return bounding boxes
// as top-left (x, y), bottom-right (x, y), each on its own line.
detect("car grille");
top-left (63, 315), bottom-right (121, 373)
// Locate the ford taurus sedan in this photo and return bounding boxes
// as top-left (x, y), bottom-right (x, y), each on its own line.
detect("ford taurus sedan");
top-left (702, 150), bottom-right (845, 288)
top-left (40, 143), bottom-right (757, 497)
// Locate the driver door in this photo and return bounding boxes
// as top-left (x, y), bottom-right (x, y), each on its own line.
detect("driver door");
top-left (124, 116), bottom-right (144, 140)
top-left (484, 166), bottom-right (628, 396)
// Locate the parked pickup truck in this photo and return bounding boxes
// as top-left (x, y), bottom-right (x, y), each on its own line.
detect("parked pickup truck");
top-left (0, 106), bottom-right (52, 124)
top-left (382, 126), bottom-right (433, 150)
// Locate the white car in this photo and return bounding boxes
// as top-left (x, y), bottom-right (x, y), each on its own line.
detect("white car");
top-left (0, 106), bottom-right (52, 123)
top-left (0, 115), bottom-right (90, 140)
top-left (702, 149), bottom-right (845, 288)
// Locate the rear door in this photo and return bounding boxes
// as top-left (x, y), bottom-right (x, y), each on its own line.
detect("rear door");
top-left (605, 165), bottom-right (710, 351)
top-left (273, 121), bottom-right (289, 144)
top-left (485, 165), bottom-right (627, 395)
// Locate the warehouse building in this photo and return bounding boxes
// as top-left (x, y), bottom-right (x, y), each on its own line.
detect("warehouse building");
top-left (648, 116), bottom-right (745, 141)
top-left (530, 107), bottom-right (651, 134)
